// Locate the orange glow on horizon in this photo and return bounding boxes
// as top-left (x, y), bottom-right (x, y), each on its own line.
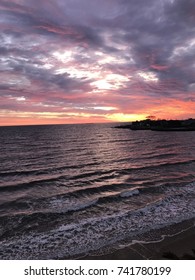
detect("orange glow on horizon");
top-left (0, 98), bottom-right (194, 127)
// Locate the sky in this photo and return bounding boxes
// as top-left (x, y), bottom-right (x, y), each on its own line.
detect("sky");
top-left (0, 0), bottom-right (195, 126)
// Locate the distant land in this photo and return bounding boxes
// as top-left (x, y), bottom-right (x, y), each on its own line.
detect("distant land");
top-left (115, 118), bottom-right (195, 131)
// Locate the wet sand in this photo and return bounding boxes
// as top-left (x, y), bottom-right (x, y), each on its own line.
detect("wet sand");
top-left (80, 218), bottom-right (195, 260)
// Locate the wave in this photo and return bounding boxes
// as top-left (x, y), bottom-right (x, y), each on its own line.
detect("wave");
top-left (120, 159), bottom-right (195, 174)
top-left (0, 181), bottom-right (194, 259)
top-left (120, 189), bottom-right (140, 197)
top-left (1, 156), bottom-right (194, 192)
top-left (0, 161), bottom-right (101, 179)
top-left (0, 184), bottom-right (141, 216)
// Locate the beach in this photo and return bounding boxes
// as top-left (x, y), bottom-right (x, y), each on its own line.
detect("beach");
top-left (80, 218), bottom-right (195, 260)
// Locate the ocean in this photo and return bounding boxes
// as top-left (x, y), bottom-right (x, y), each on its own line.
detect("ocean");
top-left (0, 123), bottom-right (194, 259)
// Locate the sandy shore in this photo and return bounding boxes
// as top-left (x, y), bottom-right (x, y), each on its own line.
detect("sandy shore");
top-left (79, 218), bottom-right (195, 260)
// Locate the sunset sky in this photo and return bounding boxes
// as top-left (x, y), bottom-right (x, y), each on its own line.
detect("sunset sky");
top-left (0, 0), bottom-right (195, 126)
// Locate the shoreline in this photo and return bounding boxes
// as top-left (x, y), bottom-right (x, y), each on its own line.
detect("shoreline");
top-left (78, 218), bottom-right (195, 260)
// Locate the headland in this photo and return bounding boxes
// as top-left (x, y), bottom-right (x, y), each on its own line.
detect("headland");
top-left (115, 118), bottom-right (195, 131)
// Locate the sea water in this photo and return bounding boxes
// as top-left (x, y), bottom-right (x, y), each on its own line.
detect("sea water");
top-left (0, 123), bottom-right (194, 259)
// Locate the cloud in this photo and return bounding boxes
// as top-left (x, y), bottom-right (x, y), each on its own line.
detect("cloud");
top-left (0, 0), bottom-right (195, 125)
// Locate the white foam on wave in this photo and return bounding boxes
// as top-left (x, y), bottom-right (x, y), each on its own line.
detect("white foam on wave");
top-left (120, 189), bottom-right (139, 197)
top-left (0, 181), bottom-right (195, 259)
top-left (47, 196), bottom-right (99, 213)
top-left (67, 198), bottom-right (99, 212)
top-left (38, 187), bottom-right (139, 214)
